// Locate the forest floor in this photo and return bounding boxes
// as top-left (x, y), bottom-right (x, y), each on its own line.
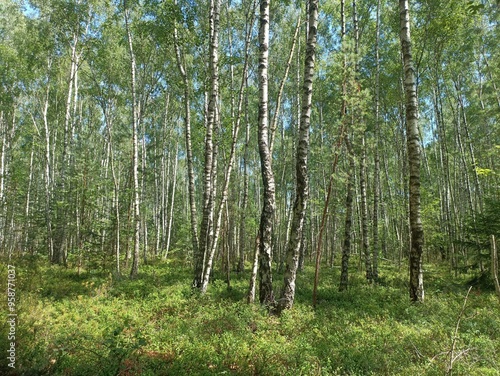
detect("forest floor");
top-left (1, 255), bottom-right (499, 375)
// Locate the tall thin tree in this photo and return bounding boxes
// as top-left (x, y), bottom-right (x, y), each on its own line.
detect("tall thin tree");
top-left (257, 0), bottom-right (275, 305)
top-left (278, 0), bottom-right (319, 313)
top-left (194, 0), bottom-right (221, 289)
top-left (124, 1), bottom-right (141, 279)
top-left (173, 0), bottom-right (200, 261)
top-left (399, 0), bottom-right (424, 302)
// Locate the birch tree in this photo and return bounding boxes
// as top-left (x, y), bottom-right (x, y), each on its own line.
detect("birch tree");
top-left (173, 0), bottom-right (199, 262)
top-left (400, 0), bottom-right (424, 302)
top-left (194, 0), bottom-right (220, 289)
top-left (124, 1), bottom-right (141, 279)
top-left (257, 0), bottom-right (275, 305)
top-left (278, 0), bottom-right (318, 312)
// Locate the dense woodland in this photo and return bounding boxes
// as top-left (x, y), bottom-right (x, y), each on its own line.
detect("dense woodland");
top-left (1, 0), bottom-right (500, 374)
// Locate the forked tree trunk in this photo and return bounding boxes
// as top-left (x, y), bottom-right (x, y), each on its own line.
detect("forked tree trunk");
top-left (400, 0), bottom-right (424, 302)
top-left (278, 0), bottom-right (318, 313)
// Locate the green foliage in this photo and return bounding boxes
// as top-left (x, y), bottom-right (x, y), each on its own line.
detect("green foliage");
top-left (2, 259), bottom-right (498, 375)
top-left (460, 198), bottom-right (500, 287)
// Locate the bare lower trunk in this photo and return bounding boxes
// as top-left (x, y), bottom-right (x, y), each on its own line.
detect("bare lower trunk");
top-left (165, 143), bottom-right (178, 259)
top-left (41, 73), bottom-right (54, 261)
top-left (0, 112), bottom-right (8, 254)
top-left (23, 146), bottom-right (35, 254)
top-left (339, 139), bottom-right (355, 292)
top-left (238, 87), bottom-right (250, 273)
top-left (247, 234), bottom-right (260, 304)
top-left (360, 135), bottom-right (372, 282)
top-left (98, 97), bottom-right (121, 275)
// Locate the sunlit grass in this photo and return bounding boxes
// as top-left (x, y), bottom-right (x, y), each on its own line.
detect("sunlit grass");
top-left (1, 257), bottom-right (498, 375)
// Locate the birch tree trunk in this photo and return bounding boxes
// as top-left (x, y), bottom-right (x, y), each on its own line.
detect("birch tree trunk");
top-left (400, 0), bottom-right (424, 302)
top-left (257, 0), bottom-right (275, 305)
top-left (278, 0), bottom-right (318, 313)
top-left (238, 79), bottom-right (250, 273)
top-left (360, 135), bottom-right (372, 282)
top-left (164, 143), bottom-right (178, 260)
top-left (23, 145), bottom-right (35, 254)
top-left (41, 63), bottom-right (55, 262)
top-left (371, 0), bottom-right (381, 281)
top-left (107, 107), bottom-right (121, 276)
top-left (200, 0), bottom-right (255, 292)
top-left (0, 111), bottom-right (8, 253)
top-left (53, 32), bottom-right (80, 265)
top-left (194, 0), bottom-right (220, 288)
top-left (125, 4), bottom-right (141, 279)
top-left (247, 234), bottom-right (260, 304)
top-left (339, 139), bottom-right (355, 292)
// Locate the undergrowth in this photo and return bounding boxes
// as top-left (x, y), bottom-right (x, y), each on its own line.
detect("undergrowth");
top-left (0, 257), bottom-right (499, 375)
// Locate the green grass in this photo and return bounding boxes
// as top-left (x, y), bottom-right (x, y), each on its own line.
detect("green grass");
top-left (1, 257), bottom-right (499, 375)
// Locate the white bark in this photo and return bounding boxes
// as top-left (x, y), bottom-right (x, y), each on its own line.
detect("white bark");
top-left (278, 0), bottom-right (318, 312)
top-left (257, 0), bottom-right (275, 305)
top-left (400, 0), bottom-right (424, 302)
top-left (125, 6), bottom-right (141, 278)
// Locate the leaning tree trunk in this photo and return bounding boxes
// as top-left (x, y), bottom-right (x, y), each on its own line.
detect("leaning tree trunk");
top-left (269, 14), bottom-right (301, 156)
top-left (257, 0), bottom-right (275, 306)
top-left (400, 0), bottom-right (424, 302)
top-left (278, 0), bottom-right (318, 313)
